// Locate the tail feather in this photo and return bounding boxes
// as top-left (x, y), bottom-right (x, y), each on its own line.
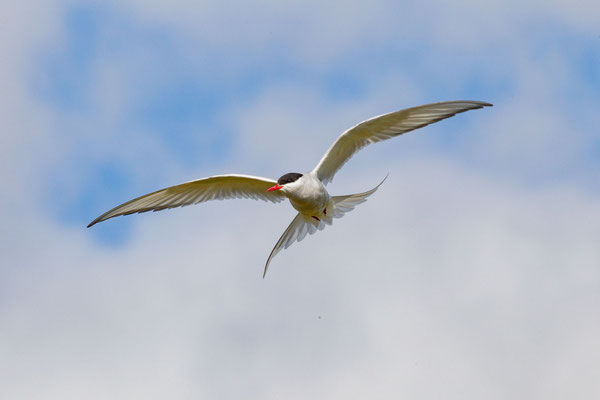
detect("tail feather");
top-left (263, 174), bottom-right (387, 277)
top-left (331, 174), bottom-right (387, 219)
top-left (263, 213), bottom-right (318, 278)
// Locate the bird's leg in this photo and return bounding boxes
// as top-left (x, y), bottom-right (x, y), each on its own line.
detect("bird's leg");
top-left (311, 216), bottom-right (320, 221)
top-left (323, 207), bottom-right (327, 215)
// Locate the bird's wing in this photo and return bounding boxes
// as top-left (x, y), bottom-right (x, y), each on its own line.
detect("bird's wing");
top-left (313, 100), bottom-right (492, 184)
top-left (263, 213), bottom-right (323, 278)
top-left (88, 174), bottom-right (285, 227)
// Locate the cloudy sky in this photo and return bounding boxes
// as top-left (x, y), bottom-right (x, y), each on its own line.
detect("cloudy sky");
top-left (1, 0), bottom-right (599, 398)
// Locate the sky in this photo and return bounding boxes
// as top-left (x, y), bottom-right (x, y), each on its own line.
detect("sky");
top-left (1, 0), bottom-right (599, 398)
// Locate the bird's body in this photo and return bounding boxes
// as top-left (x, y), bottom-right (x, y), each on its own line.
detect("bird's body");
top-left (284, 172), bottom-right (330, 218)
top-left (88, 100), bottom-right (492, 276)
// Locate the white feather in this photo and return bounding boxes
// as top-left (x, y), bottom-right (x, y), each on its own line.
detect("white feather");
top-left (87, 174), bottom-right (285, 227)
top-left (88, 100), bottom-right (492, 276)
top-left (263, 176), bottom-right (385, 277)
top-left (313, 101), bottom-right (492, 184)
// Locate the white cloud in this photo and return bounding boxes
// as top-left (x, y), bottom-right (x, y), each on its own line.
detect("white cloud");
top-left (111, 0), bottom-right (600, 72)
top-left (1, 0), bottom-right (599, 399)
top-left (2, 156), bottom-right (599, 399)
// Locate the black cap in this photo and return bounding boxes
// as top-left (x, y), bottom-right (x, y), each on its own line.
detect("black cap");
top-left (277, 173), bottom-right (303, 185)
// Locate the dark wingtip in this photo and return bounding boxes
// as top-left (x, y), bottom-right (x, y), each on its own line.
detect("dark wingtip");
top-left (377, 173), bottom-right (389, 188)
top-left (463, 100), bottom-right (492, 108)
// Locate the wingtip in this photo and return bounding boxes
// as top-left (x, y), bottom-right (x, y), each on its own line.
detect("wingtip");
top-left (463, 100), bottom-right (493, 108)
top-left (87, 217), bottom-right (101, 228)
top-left (471, 100), bottom-right (493, 107)
top-left (378, 173), bottom-right (389, 187)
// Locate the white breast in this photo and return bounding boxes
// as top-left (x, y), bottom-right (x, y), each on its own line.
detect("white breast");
top-left (285, 173), bottom-right (330, 215)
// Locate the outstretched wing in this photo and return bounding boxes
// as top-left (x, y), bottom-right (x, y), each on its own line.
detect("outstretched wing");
top-left (313, 100), bottom-right (492, 184)
top-left (88, 174), bottom-right (285, 227)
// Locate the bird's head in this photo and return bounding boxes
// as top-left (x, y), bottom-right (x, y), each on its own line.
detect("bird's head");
top-left (267, 172), bottom-right (303, 193)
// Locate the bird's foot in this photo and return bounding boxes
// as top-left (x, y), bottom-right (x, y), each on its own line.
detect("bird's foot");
top-left (311, 216), bottom-right (320, 221)
top-left (323, 207), bottom-right (327, 215)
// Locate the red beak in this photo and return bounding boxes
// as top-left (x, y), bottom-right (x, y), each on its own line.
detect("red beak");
top-left (267, 184), bottom-right (283, 192)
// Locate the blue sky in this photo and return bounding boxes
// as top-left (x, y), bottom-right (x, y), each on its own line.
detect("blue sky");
top-left (32, 4), bottom-right (600, 242)
top-left (1, 1), bottom-right (599, 398)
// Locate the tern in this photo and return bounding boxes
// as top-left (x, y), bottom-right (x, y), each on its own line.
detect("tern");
top-left (88, 100), bottom-right (492, 276)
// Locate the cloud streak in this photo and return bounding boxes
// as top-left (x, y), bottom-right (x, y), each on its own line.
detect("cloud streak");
top-left (0, 1), bottom-right (598, 399)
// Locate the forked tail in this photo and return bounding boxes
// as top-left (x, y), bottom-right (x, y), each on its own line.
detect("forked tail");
top-left (263, 174), bottom-right (387, 277)
top-left (330, 174), bottom-right (387, 219)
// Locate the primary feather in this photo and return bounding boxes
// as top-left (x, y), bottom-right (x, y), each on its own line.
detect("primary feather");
top-left (313, 100), bottom-right (492, 184)
top-left (87, 174), bottom-right (285, 227)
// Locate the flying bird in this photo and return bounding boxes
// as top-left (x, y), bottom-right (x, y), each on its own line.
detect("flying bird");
top-left (88, 100), bottom-right (492, 276)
